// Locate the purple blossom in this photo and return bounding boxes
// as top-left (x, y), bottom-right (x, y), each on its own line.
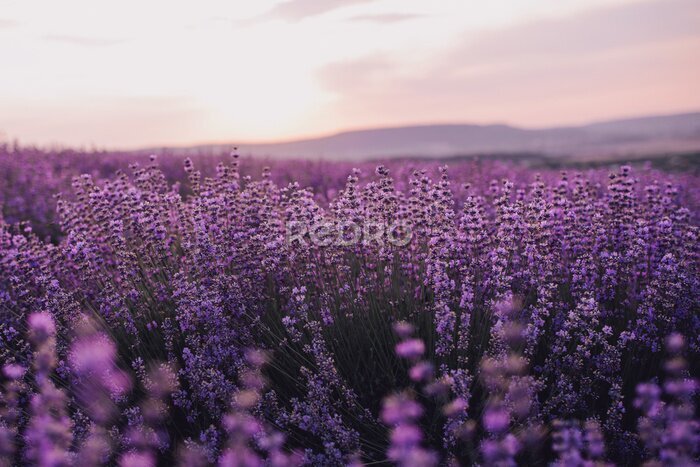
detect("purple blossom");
top-left (27, 312), bottom-right (56, 344)
top-left (409, 362), bottom-right (434, 382)
top-left (2, 364), bottom-right (25, 380)
top-left (381, 393), bottom-right (424, 426)
top-left (395, 339), bottom-right (425, 360)
top-left (483, 407), bottom-right (510, 434)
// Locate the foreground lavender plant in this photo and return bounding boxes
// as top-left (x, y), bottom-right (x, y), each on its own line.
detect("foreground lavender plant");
top-left (635, 334), bottom-right (699, 466)
top-left (24, 313), bottom-right (72, 466)
top-left (381, 322), bottom-right (438, 467)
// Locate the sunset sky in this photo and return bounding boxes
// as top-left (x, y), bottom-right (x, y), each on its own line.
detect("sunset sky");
top-left (1, 0), bottom-right (699, 149)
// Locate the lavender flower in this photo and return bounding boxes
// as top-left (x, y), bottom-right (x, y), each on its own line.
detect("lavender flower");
top-left (395, 339), bottom-right (426, 360)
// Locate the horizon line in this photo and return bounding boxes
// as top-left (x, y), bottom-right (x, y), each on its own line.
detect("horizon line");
top-left (3, 108), bottom-right (699, 153)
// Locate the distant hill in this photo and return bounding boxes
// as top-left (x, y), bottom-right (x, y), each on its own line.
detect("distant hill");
top-left (147, 112), bottom-right (700, 160)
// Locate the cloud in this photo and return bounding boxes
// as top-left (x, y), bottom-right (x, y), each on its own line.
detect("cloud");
top-left (318, 54), bottom-right (396, 93)
top-left (317, 0), bottom-right (700, 127)
top-left (42, 34), bottom-right (127, 47)
top-left (261, 0), bottom-right (376, 22)
top-left (348, 13), bottom-right (423, 24)
top-left (0, 19), bottom-right (19, 28)
top-left (449, 0), bottom-right (700, 62)
top-left (321, 0), bottom-right (700, 91)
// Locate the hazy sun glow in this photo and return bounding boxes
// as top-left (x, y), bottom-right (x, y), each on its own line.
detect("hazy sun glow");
top-left (0, 0), bottom-right (698, 148)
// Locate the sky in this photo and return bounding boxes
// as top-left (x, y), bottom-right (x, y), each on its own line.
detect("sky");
top-left (0, 0), bottom-right (699, 149)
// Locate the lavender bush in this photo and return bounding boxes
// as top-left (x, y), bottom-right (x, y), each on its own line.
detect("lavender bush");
top-left (0, 147), bottom-right (698, 465)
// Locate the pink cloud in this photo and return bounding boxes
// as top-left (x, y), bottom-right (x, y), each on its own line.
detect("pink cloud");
top-left (317, 0), bottom-right (700, 128)
top-left (42, 35), bottom-right (127, 47)
top-left (348, 13), bottom-right (423, 24)
top-left (261, 0), bottom-right (377, 22)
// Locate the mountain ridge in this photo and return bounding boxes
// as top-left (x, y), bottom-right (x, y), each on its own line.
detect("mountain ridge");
top-left (145, 111), bottom-right (700, 160)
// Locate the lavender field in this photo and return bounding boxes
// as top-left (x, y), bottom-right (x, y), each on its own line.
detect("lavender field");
top-left (0, 145), bottom-right (699, 466)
